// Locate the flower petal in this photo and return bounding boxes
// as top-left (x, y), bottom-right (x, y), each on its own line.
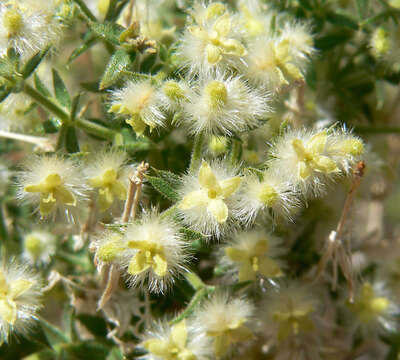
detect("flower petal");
top-left (307, 131), bottom-right (327, 155)
top-left (153, 254), bottom-right (168, 277)
top-left (229, 325), bottom-right (253, 342)
top-left (225, 247), bottom-right (244, 262)
top-left (143, 339), bottom-right (169, 356)
top-left (128, 252), bottom-right (150, 275)
top-left (208, 199), bottom-right (228, 223)
top-left (0, 299), bottom-right (17, 325)
top-left (9, 279), bottom-right (33, 299)
top-left (171, 320), bottom-right (187, 349)
top-left (258, 257), bottom-right (283, 278)
top-left (220, 177), bottom-right (241, 198)
top-left (313, 155), bottom-right (338, 174)
top-left (179, 190), bottom-right (208, 210)
top-left (198, 160), bottom-right (219, 190)
top-left (238, 262), bottom-right (256, 282)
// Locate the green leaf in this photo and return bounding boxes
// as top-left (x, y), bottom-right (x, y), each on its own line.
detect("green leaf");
top-left (64, 340), bottom-right (111, 360)
top-left (39, 319), bottom-right (70, 347)
top-left (356, 0), bottom-right (369, 19)
top-left (315, 31), bottom-right (352, 51)
top-left (89, 22), bottom-right (125, 45)
top-left (52, 69), bottom-right (71, 109)
top-left (65, 126), bottom-right (80, 153)
top-left (140, 53), bottom-right (157, 73)
top-left (105, 0), bottom-right (130, 22)
top-left (80, 81), bottom-right (104, 93)
top-left (326, 13), bottom-right (359, 30)
top-left (145, 175), bottom-right (180, 201)
top-left (21, 48), bottom-right (49, 79)
top-left (68, 34), bottom-right (98, 64)
top-left (70, 93), bottom-right (81, 121)
top-left (100, 49), bottom-right (131, 90)
top-left (152, 169), bottom-right (182, 187)
top-left (0, 88), bottom-right (10, 103)
top-left (76, 314), bottom-right (108, 338)
top-left (180, 228), bottom-right (206, 243)
top-left (106, 348), bottom-right (124, 360)
top-left (34, 74), bottom-right (51, 98)
top-left (375, 80), bottom-right (385, 110)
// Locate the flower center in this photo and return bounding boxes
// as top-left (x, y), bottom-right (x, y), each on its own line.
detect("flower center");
top-left (4, 9), bottom-right (23, 36)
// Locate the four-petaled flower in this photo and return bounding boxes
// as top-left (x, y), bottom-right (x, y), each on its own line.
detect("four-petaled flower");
top-left (24, 173), bottom-right (76, 215)
top-left (272, 303), bottom-right (315, 342)
top-left (127, 240), bottom-right (168, 277)
top-left (225, 239), bottom-right (283, 282)
top-left (291, 130), bottom-right (338, 180)
top-left (89, 169), bottom-right (127, 212)
top-left (348, 282), bottom-right (390, 324)
top-left (190, 13), bottom-right (246, 65)
top-left (206, 318), bottom-right (253, 358)
top-left (179, 160), bottom-right (241, 223)
top-left (143, 321), bottom-right (196, 360)
top-left (0, 271), bottom-right (32, 325)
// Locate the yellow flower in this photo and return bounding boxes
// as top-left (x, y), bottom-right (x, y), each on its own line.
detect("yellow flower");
top-left (179, 160), bottom-right (241, 223)
top-left (207, 319), bottom-right (253, 358)
top-left (190, 13), bottom-right (246, 65)
top-left (225, 238), bottom-right (283, 282)
top-left (272, 303), bottom-right (315, 342)
top-left (143, 321), bottom-right (196, 360)
top-left (24, 173), bottom-right (76, 215)
top-left (349, 282), bottom-right (390, 324)
top-left (291, 131), bottom-right (338, 180)
top-left (89, 169), bottom-right (127, 212)
top-left (256, 39), bottom-right (303, 87)
top-left (127, 240), bottom-right (168, 277)
top-left (0, 271), bottom-right (32, 325)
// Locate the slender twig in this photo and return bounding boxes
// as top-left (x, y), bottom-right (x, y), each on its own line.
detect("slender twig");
top-left (121, 171), bottom-right (137, 223)
top-left (130, 161), bottom-right (149, 219)
top-left (72, 0), bottom-right (97, 21)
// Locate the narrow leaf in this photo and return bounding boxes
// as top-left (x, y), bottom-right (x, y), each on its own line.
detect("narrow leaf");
top-left (100, 49), bottom-right (131, 90)
top-left (52, 69), bottom-right (71, 109)
top-left (34, 73), bottom-right (51, 98)
top-left (70, 93), bottom-right (81, 121)
top-left (89, 22), bottom-right (125, 45)
top-left (22, 48), bottom-right (49, 79)
top-left (145, 175), bottom-right (179, 201)
top-left (68, 34), bottom-right (98, 64)
top-left (65, 126), bottom-right (80, 153)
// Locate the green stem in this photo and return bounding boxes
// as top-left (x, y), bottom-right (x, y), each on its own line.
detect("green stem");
top-left (160, 204), bottom-right (178, 220)
top-left (24, 83), bottom-right (115, 141)
top-left (0, 204), bottom-right (8, 240)
top-left (24, 83), bottom-right (69, 123)
top-left (230, 139), bottom-right (241, 166)
top-left (56, 123), bottom-right (69, 151)
top-left (189, 132), bottom-right (204, 172)
top-left (72, 0), bottom-right (97, 21)
top-left (354, 126), bottom-right (400, 134)
top-left (169, 287), bottom-right (210, 325)
top-left (75, 118), bottom-right (115, 140)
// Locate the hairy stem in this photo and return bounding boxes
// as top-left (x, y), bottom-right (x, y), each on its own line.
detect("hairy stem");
top-left (72, 0), bottom-right (97, 21)
top-left (189, 132), bottom-right (204, 172)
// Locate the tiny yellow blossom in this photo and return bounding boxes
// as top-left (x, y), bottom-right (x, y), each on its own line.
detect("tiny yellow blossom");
top-left (225, 238), bottom-right (283, 282)
top-left (127, 240), bottom-right (168, 277)
top-left (96, 234), bottom-right (126, 263)
top-left (0, 271), bottom-right (32, 326)
top-left (24, 173), bottom-right (76, 216)
top-left (272, 304), bottom-right (315, 342)
top-left (349, 282), bottom-right (390, 324)
top-left (207, 318), bottom-right (253, 358)
top-left (179, 160), bottom-right (241, 223)
top-left (189, 13), bottom-right (246, 66)
top-left (143, 321), bottom-right (196, 360)
top-left (291, 130), bottom-right (338, 180)
top-left (89, 169), bottom-right (127, 212)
